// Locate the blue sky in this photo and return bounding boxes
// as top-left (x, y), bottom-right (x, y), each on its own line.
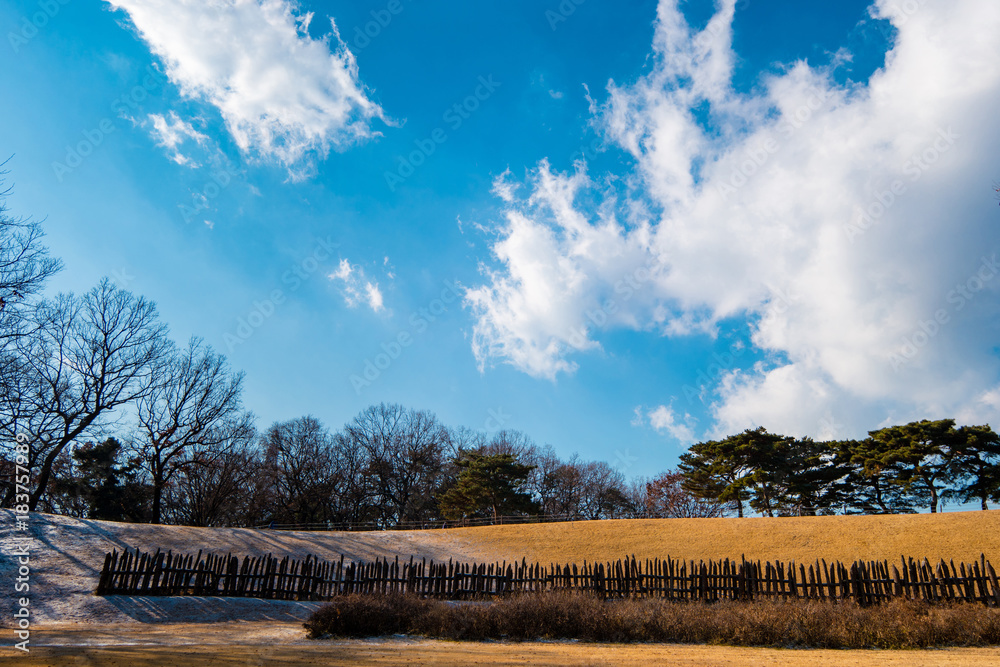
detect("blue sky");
top-left (2, 0), bottom-right (999, 481)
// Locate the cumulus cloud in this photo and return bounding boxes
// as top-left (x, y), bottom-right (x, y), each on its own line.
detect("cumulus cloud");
top-left (106, 0), bottom-right (384, 177)
top-left (147, 111), bottom-right (208, 165)
top-left (467, 0), bottom-right (1000, 438)
top-left (328, 258), bottom-right (384, 313)
top-left (466, 163), bottom-right (666, 379)
top-left (644, 404), bottom-right (697, 445)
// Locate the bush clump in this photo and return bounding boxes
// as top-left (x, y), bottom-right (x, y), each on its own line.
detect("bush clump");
top-left (305, 592), bottom-right (1000, 648)
top-left (304, 593), bottom-right (434, 638)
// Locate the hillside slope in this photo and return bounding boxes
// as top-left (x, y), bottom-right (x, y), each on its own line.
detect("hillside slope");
top-left (458, 511), bottom-right (1000, 566)
top-left (2, 509), bottom-right (998, 625)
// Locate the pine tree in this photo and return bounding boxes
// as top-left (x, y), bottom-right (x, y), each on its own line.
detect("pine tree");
top-left (947, 424), bottom-right (1000, 510)
top-left (437, 452), bottom-right (537, 522)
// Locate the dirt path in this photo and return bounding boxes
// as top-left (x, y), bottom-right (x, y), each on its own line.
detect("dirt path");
top-left (4, 622), bottom-right (999, 666)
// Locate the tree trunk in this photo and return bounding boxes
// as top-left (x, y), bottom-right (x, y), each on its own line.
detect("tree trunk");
top-left (929, 485), bottom-right (938, 513)
top-left (759, 487), bottom-right (772, 517)
top-left (28, 443), bottom-right (67, 511)
top-left (151, 468), bottom-right (163, 524)
top-left (873, 478), bottom-right (889, 513)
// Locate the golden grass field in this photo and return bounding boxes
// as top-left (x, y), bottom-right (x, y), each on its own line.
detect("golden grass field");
top-left (448, 511), bottom-right (1000, 566)
top-left (5, 510), bottom-right (1000, 665)
top-left (8, 622), bottom-right (1000, 666)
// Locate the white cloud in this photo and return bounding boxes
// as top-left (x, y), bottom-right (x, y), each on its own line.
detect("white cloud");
top-left (147, 111), bottom-right (208, 165)
top-left (645, 404), bottom-right (697, 444)
top-left (365, 282), bottom-right (384, 312)
top-left (466, 161), bottom-right (663, 379)
top-left (107, 0), bottom-right (384, 177)
top-left (328, 258), bottom-right (384, 313)
top-left (467, 0), bottom-right (1000, 438)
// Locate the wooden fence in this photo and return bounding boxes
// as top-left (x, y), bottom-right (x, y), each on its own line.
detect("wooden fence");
top-left (96, 549), bottom-right (1000, 606)
top-left (254, 513), bottom-right (606, 531)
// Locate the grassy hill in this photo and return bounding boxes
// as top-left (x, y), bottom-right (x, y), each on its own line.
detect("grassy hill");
top-left (448, 511), bottom-right (1000, 566)
top-left (5, 509), bottom-right (999, 625)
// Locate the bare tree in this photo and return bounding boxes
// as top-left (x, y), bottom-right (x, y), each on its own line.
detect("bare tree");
top-left (134, 337), bottom-right (253, 524)
top-left (529, 443), bottom-right (563, 512)
top-left (0, 279), bottom-right (168, 509)
top-left (480, 429), bottom-right (536, 459)
top-left (163, 433), bottom-right (261, 527)
top-left (578, 461), bottom-right (633, 519)
top-left (639, 470), bottom-right (728, 518)
top-left (447, 425), bottom-right (487, 459)
top-left (330, 431), bottom-right (376, 524)
top-left (0, 168), bottom-right (61, 336)
top-left (541, 456), bottom-right (585, 517)
top-left (260, 416), bottom-right (341, 524)
top-left (343, 403), bottom-right (450, 527)
top-left (0, 170), bottom-right (61, 482)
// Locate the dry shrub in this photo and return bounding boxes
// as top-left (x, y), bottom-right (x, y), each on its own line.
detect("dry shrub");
top-left (303, 593), bottom-right (433, 638)
top-left (305, 593), bottom-right (1000, 648)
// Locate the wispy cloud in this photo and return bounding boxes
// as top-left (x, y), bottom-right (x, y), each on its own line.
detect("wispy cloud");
top-left (147, 111), bottom-right (207, 165)
top-left (106, 0), bottom-right (385, 178)
top-left (328, 258), bottom-right (384, 313)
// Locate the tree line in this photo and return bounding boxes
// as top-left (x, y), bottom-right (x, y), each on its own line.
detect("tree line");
top-left (679, 422), bottom-right (1000, 516)
top-left (8, 405), bottom-right (695, 528)
top-left (2, 170), bottom-right (999, 526)
top-left (0, 171), bottom-right (669, 526)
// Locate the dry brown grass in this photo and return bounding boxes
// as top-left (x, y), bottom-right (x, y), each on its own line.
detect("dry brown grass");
top-left (10, 509), bottom-right (1000, 628)
top-left (16, 642), bottom-right (1000, 666)
top-left (304, 593), bottom-right (1000, 648)
top-left (19, 622), bottom-right (1000, 666)
top-left (441, 511), bottom-right (1000, 565)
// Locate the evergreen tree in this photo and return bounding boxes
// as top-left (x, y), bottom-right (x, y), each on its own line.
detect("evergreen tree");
top-left (680, 436), bottom-right (747, 517)
top-left (861, 420), bottom-right (961, 513)
top-left (841, 437), bottom-right (920, 514)
top-left (947, 424), bottom-right (1000, 510)
top-left (774, 438), bottom-right (850, 516)
top-left (51, 437), bottom-right (149, 521)
top-left (437, 452), bottom-right (537, 522)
